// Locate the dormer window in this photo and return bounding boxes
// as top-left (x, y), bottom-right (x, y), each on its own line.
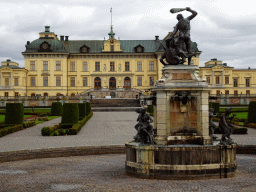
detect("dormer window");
top-left (39, 41), bottom-right (51, 52)
top-left (80, 45), bottom-right (90, 53)
top-left (134, 45), bottom-right (144, 53)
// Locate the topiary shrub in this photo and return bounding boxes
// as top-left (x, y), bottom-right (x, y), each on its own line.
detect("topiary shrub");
top-left (78, 103), bottom-right (86, 119)
top-left (61, 103), bottom-right (79, 125)
top-left (41, 127), bottom-right (50, 136)
top-left (5, 103), bottom-right (24, 125)
top-left (210, 102), bottom-right (219, 113)
top-left (248, 101), bottom-right (256, 124)
top-left (51, 102), bottom-right (63, 116)
top-left (86, 102), bottom-right (91, 116)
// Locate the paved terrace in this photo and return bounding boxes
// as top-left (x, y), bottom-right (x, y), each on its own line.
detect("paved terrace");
top-left (0, 112), bottom-right (256, 191)
top-left (0, 111), bottom-right (256, 152)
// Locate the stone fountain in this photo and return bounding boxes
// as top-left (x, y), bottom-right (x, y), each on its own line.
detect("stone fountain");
top-left (125, 7), bottom-right (236, 179)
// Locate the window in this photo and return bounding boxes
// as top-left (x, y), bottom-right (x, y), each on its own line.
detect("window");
top-left (31, 77), bottom-right (35, 86)
top-left (137, 76), bottom-right (142, 86)
top-left (4, 92), bottom-right (8, 97)
top-left (43, 77), bottom-right (48, 87)
top-left (150, 77), bottom-right (154, 86)
top-left (95, 62), bottom-right (100, 71)
top-left (149, 62), bottom-right (154, 71)
top-left (44, 93), bottom-right (48, 97)
top-left (246, 90), bottom-right (250, 96)
top-left (83, 77), bottom-right (87, 87)
top-left (225, 76), bottom-right (229, 84)
top-left (56, 61), bottom-right (61, 71)
top-left (137, 62), bottom-right (142, 71)
top-left (125, 62), bottom-right (130, 71)
top-left (234, 90), bottom-right (238, 96)
top-left (216, 90), bottom-right (220, 95)
top-left (110, 62), bottom-right (115, 71)
top-left (234, 78), bottom-right (238, 87)
top-left (70, 62), bottom-right (75, 71)
top-left (30, 61), bottom-right (35, 71)
top-left (215, 76), bottom-right (220, 84)
top-left (70, 77), bottom-right (75, 87)
top-left (246, 78), bottom-right (250, 87)
top-left (43, 61), bottom-right (48, 71)
top-left (83, 62), bottom-right (87, 71)
top-left (110, 45), bottom-right (114, 52)
top-left (14, 78), bottom-right (18, 86)
top-left (15, 92), bottom-right (19, 97)
top-left (56, 77), bottom-right (61, 86)
top-left (5, 78), bottom-right (9, 86)
top-left (225, 90), bottom-right (229, 95)
top-left (206, 77), bottom-right (210, 84)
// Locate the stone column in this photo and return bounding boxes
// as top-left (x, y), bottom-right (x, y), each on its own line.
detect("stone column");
top-left (0, 72), bottom-right (2, 88)
top-left (212, 71), bottom-right (214, 86)
top-left (222, 71), bottom-right (224, 87)
top-left (10, 72), bottom-right (13, 87)
top-left (155, 91), bottom-right (168, 145)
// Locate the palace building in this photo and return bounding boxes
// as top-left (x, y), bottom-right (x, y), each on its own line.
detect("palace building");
top-left (199, 58), bottom-right (256, 96)
top-left (0, 26), bottom-right (255, 98)
top-left (20, 26), bottom-right (200, 98)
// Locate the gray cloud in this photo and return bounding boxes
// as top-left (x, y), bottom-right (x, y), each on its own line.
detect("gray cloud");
top-left (0, 0), bottom-right (255, 69)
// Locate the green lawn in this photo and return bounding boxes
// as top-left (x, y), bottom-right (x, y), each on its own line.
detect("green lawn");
top-left (0, 115), bottom-right (32, 122)
top-left (231, 112), bottom-right (248, 119)
top-left (34, 116), bottom-right (60, 125)
top-left (0, 109), bottom-right (51, 114)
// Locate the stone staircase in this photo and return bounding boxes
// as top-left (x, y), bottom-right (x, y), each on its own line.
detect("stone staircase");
top-left (90, 98), bottom-right (141, 111)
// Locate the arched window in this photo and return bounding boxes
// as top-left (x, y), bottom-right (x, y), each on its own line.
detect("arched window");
top-left (94, 77), bottom-right (101, 89)
top-left (109, 77), bottom-right (116, 89)
top-left (124, 77), bottom-right (131, 89)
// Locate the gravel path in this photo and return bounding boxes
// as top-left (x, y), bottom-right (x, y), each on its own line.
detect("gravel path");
top-left (0, 154), bottom-right (256, 192)
top-left (0, 112), bottom-right (255, 152)
top-left (0, 112), bottom-right (137, 152)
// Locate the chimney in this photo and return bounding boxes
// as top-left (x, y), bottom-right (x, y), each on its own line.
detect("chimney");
top-left (60, 36), bottom-right (64, 41)
top-left (155, 36), bottom-right (159, 41)
top-left (65, 36), bottom-right (69, 41)
top-left (45, 26), bottom-right (50, 32)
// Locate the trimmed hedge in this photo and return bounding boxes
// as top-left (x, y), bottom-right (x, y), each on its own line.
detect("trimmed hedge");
top-left (209, 102), bottom-right (219, 113)
top-left (86, 102), bottom-right (91, 116)
top-left (215, 126), bottom-right (248, 134)
top-left (61, 103), bottom-right (79, 125)
top-left (147, 105), bottom-right (154, 114)
top-left (5, 103), bottom-right (24, 125)
top-left (51, 102), bottom-right (63, 116)
top-left (0, 125), bottom-right (23, 137)
top-left (78, 103), bottom-right (86, 118)
top-left (41, 112), bottom-right (93, 136)
top-left (248, 101), bottom-right (256, 124)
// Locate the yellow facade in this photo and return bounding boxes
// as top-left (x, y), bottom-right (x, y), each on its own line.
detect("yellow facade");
top-left (0, 59), bottom-right (27, 97)
top-left (21, 26), bottom-right (202, 97)
top-left (9, 26), bottom-right (256, 98)
top-left (199, 58), bottom-right (256, 95)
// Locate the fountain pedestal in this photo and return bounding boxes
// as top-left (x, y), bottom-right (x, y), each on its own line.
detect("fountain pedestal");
top-left (126, 65), bottom-right (237, 179)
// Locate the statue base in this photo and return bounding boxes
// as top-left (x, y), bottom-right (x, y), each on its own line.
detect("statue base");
top-left (126, 142), bottom-right (237, 180)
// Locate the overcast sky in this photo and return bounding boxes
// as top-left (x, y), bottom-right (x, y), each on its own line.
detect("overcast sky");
top-left (0, 0), bottom-right (255, 69)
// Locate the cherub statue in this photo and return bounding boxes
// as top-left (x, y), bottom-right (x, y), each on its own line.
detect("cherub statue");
top-left (209, 108), bottom-right (218, 139)
top-left (133, 108), bottom-right (154, 144)
top-left (219, 108), bottom-right (236, 145)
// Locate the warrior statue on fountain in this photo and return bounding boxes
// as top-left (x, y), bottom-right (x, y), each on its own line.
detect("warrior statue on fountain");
top-left (160, 7), bottom-right (197, 66)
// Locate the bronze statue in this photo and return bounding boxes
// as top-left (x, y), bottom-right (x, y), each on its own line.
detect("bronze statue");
top-left (209, 108), bottom-right (218, 139)
top-left (161, 7), bottom-right (197, 65)
top-left (133, 108), bottom-right (154, 144)
top-left (219, 108), bottom-right (236, 144)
